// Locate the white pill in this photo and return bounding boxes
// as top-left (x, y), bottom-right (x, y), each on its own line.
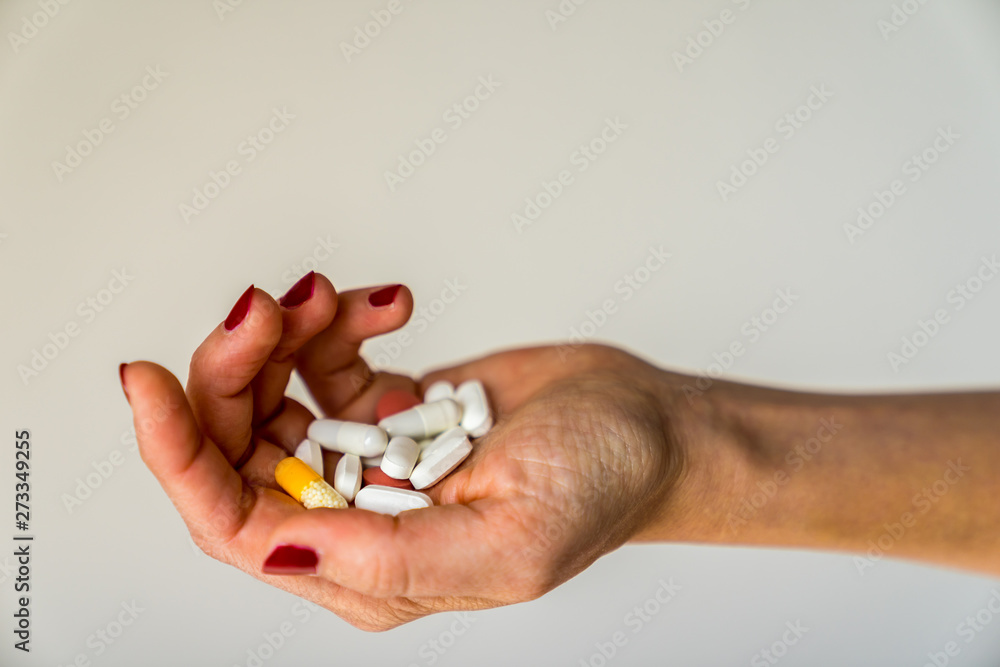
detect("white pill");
top-left (409, 429), bottom-right (472, 490)
top-left (380, 436), bottom-right (419, 480)
top-left (333, 454), bottom-right (362, 503)
top-left (354, 485), bottom-right (433, 516)
top-left (416, 438), bottom-right (436, 463)
top-left (293, 439), bottom-right (324, 478)
top-left (360, 454), bottom-right (383, 469)
top-left (307, 419), bottom-right (388, 457)
top-left (378, 399), bottom-right (462, 439)
top-left (423, 380), bottom-right (455, 403)
top-left (455, 379), bottom-right (494, 438)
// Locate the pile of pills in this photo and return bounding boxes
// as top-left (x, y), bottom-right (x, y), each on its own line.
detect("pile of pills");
top-left (274, 379), bottom-right (493, 516)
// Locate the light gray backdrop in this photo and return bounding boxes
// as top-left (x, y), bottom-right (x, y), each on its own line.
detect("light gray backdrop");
top-left (2, 1), bottom-right (1000, 665)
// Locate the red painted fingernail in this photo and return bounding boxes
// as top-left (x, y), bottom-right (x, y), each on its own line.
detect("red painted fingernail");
top-left (118, 363), bottom-right (130, 402)
top-left (368, 284), bottom-right (401, 308)
top-left (225, 285), bottom-right (254, 331)
top-left (262, 545), bottom-right (318, 575)
top-left (279, 271), bottom-right (316, 309)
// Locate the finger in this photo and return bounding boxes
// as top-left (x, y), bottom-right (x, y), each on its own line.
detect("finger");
top-left (123, 361), bottom-right (251, 545)
top-left (262, 496), bottom-right (541, 600)
top-left (251, 272), bottom-right (338, 422)
top-left (186, 285), bottom-right (282, 465)
top-left (295, 285), bottom-right (415, 416)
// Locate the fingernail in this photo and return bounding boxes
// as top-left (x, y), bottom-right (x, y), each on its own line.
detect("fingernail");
top-left (279, 271), bottom-right (316, 309)
top-left (262, 545), bottom-right (318, 575)
top-left (118, 363), bottom-right (130, 402)
top-left (225, 285), bottom-right (255, 331)
top-left (368, 284), bottom-right (401, 308)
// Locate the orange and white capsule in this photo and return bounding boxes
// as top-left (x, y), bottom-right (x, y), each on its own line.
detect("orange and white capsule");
top-left (275, 457), bottom-right (347, 509)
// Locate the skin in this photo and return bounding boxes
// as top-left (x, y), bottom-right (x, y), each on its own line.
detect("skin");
top-left (121, 273), bottom-right (1000, 631)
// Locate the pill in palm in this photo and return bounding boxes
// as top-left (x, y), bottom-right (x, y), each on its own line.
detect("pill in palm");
top-left (293, 438), bottom-right (324, 477)
top-left (307, 419), bottom-right (388, 457)
top-left (334, 454), bottom-right (362, 503)
top-left (375, 389), bottom-right (422, 421)
top-left (455, 379), bottom-right (493, 438)
top-left (275, 457), bottom-right (347, 509)
top-left (355, 485), bottom-right (433, 516)
top-left (381, 436), bottom-right (419, 479)
top-left (362, 466), bottom-right (414, 490)
top-left (378, 398), bottom-right (462, 439)
top-left (423, 380), bottom-right (455, 403)
top-left (409, 428), bottom-right (472, 490)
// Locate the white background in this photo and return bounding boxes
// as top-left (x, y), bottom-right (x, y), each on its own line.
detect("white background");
top-left (2, 1), bottom-right (1000, 665)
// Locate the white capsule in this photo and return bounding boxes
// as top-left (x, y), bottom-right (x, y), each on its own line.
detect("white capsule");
top-left (409, 429), bottom-right (472, 490)
top-left (455, 379), bottom-right (494, 438)
top-left (381, 436), bottom-right (419, 480)
top-left (377, 398), bottom-right (462, 439)
top-left (307, 419), bottom-right (388, 457)
top-left (354, 485), bottom-right (433, 516)
top-left (334, 454), bottom-right (362, 503)
top-left (423, 380), bottom-right (455, 403)
top-left (293, 439), bottom-right (324, 478)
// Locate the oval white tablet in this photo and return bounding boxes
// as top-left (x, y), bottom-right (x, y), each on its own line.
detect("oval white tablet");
top-left (409, 430), bottom-right (472, 490)
top-left (354, 485), bottom-right (433, 516)
top-left (334, 454), bottom-right (361, 503)
top-left (381, 436), bottom-right (419, 480)
top-left (293, 438), bottom-right (324, 478)
top-left (455, 379), bottom-right (493, 438)
top-left (423, 380), bottom-right (455, 403)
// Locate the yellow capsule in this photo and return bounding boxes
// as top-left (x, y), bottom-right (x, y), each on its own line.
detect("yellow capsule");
top-left (275, 457), bottom-right (347, 509)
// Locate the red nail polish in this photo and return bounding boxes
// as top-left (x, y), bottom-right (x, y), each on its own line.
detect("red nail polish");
top-left (118, 363), bottom-right (129, 402)
top-left (262, 545), bottom-right (318, 575)
top-left (225, 285), bottom-right (254, 331)
top-left (279, 272), bottom-right (316, 309)
top-left (368, 284), bottom-right (401, 308)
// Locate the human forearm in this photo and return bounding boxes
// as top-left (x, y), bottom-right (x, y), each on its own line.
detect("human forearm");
top-left (638, 373), bottom-right (1000, 576)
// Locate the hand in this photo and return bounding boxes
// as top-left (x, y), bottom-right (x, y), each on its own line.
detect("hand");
top-left (121, 273), bottom-right (687, 630)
